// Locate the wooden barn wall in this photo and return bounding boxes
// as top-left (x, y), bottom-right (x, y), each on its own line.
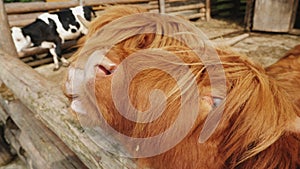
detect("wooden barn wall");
top-left (210, 0), bottom-right (247, 18)
top-left (252, 0), bottom-right (295, 32)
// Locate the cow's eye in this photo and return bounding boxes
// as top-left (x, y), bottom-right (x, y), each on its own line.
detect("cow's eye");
top-left (212, 97), bottom-right (223, 108)
top-left (16, 38), bottom-right (21, 42)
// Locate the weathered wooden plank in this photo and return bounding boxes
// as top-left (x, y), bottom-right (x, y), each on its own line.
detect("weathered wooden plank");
top-left (185, 12), bottom-right (206, 20)
top-left (205, 0), bottom-right (211, 21)
top-left (0, 102), bottom-right (14, 166)
top-left (8, 12), bottom-right (43, 22)
top-left (0, 49), bottom-right (137, 169)
top-left (8, 12), bottom-right (42, 27)
top-left (252, 0), bottom-right (294, 32)
top-left (9, 19), bottom-right (35, 28)
top-left (84, 0), bottom-right (152, 6)
top-left (0, 105), bottom-right (8, 123)
top-left (166, 3), bottom-right (205, 13)
top-left (290, 0), bottom-right (299, 30)
top-left (4, 1), bottom-right (79, 14)
top-left (158, 0), bottom-right (165, 13)
top-left (0, 96), bottom-right (88, 169)
top-left (18, 40), bottom-right (77, 58)
top-left (0, 0), bottom-right (17, 57)
top-left (4, 0), bottom-right (152, 14)
top-left (289, 29), bottom-right (300, 35)
top-left (26, 51), bottom-right (73, 67)
top-left (3, 126), bottom-right (28, 167)
top-left (212, 33), bottom-right (250, 46)
top-left (0, 118), bottom-right (13, 166)
top-left (168, 9), bottom-right (198, 17)
top-left (26, 57), bottom-right (53, 67)
top-left (149, 0), bottom-right (187, 5)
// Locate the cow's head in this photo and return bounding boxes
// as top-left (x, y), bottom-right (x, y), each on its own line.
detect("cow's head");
top-left (64, 5), bottom-right (300, 169)
top-left (11, 27), bottom-right (31, 52)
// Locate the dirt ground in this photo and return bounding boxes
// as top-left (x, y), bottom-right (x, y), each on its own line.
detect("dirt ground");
top-left (1, 18), bottom-right (300, 169)
top-left (196, 18), bottom-right (300, 67)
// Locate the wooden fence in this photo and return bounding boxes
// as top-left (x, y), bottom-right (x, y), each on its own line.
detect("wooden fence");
top-left (5, 0), bottom-right (208, 68)
top-left (6, 0), bottom-right (208, 27)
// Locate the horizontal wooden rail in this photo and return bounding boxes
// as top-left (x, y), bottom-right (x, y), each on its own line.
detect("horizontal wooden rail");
top-left (166, 3), bottom-right (205, 13)
top-left (18, 40), bottom-right (77, 58)
top-left (8, 12), bottom-right (43, 22)
top-left (5, 1), bottom-right (78, 14)
top-left (0, 96), bottom-right (88, 169)
top-left (0, 49), bottom-right (137, 169)
top-left (4, 0), bottom-right (153, 14)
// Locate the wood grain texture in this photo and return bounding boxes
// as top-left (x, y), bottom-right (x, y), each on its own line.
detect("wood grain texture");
top-left (0, 120), bottom-right (13, 167)
top-left (0, 0), bottom-right (18, 57)
top-left (252, 0), bottom-right (294, 32)
top-left (0, 49), bottom-right (137, 169)
top-left (0, 97), bottom-right (88, 169)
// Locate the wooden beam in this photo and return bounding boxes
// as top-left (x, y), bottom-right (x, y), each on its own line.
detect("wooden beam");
top-left (84, 0), bottom-right (151, 6)
top-left (289, 0), bottom-right (299, 30)
top-left (158, 0), bottom-right (165, 14)
top-left (8, 12), bottom-right (42, 27)
top-left (206, 0), bottom-right (211, 21)
top-left (0, 96), bottom-right (88, 169)
top-left (213, 33), bottom-right (250, 46)
top-left (166, 3), bottom-right (205, 13)
top-left (4, 0), bottom-right (151, 14)
top-left (244, 0), bottom-right (255, 30)
top-left (0, 0), bottom-right (17, 57)
top-left (184, 12), bottom-right (206, 20)
top-left (18, 40), bottom-right (77, 58)
top-left (149, 0), bottom-right (187, 5)
top-left (289, 28), bottom-right (300, 35)
top-left (0, 49), bottom-right (137, 169)
top-left (8, 12), bottom-right (42, 22)
top-left (9, 19), bottom-right (35, 28)
top-left (5, 1), bottom-right (79, 14)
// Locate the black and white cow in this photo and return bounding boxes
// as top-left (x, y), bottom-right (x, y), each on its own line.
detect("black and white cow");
top-left (11, 6), bottom-right (96, 70)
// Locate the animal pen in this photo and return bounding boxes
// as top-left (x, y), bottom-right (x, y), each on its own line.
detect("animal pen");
top-left (0, 0), bottom-right (210, 168)
top-left (0, 0), bottom-right (299, 168)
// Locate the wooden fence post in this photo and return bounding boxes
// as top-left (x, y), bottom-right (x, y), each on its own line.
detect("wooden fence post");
top-left (158, 0), bottom-right (165, 14)
top-left (0, 0), bottom-right (18, 57)
top-left (205, 0), bottom-right (211, 21)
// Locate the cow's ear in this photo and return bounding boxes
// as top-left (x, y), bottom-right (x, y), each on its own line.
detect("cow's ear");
top-left (287, 117), bottom-right (300, 133)
top-left (25, 36), bottom-right (31, 42)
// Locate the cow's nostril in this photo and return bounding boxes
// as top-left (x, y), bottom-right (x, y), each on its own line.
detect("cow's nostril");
top-left (97, 65), bottom-right (111, 75)
top-left (96, 63), bottom-right (116, 76)
top-left (71, 28), bottom-right (77, 33)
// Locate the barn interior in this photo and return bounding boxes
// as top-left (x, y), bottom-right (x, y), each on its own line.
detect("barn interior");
top-left (210, 0), bottom-right (247, 24)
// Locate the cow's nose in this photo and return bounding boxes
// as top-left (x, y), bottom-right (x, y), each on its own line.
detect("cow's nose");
top-left (96, 61), bottom-right (116, 76)
top-left (84, 50), bottom-right (117, 78)
top-left (71, 28), bottom-right (77, 33)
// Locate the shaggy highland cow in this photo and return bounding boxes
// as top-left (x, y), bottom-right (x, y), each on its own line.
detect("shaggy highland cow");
top-left (65, 6), bottom-right (300, 169)
top-left (266, 45), bottom-right (300, 111)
